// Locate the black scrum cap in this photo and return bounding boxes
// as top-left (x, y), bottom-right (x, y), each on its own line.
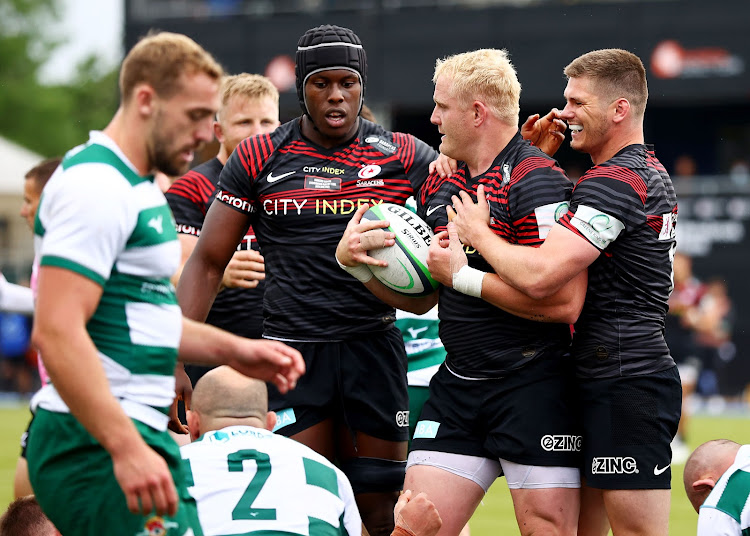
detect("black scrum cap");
top-left (295, 25), bottom-right (367, 116)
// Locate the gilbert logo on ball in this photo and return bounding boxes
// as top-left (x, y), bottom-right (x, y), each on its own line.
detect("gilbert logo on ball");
top-left (362, 203), bottom-right (439, 296)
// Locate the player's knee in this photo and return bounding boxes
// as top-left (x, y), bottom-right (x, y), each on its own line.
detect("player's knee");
top-left (341, 457), bottom-right (406, 494)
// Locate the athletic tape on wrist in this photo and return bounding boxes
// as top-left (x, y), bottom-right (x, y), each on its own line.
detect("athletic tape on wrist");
top-left (452, 265), bottom-right (484, 298)
top-left (335, 255), bottom-right (373, 283)
top-left (392, 526), bottom-right (416, 536)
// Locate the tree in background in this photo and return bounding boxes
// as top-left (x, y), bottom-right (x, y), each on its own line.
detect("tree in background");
top-left (0, 0), bottom-right (119, 156)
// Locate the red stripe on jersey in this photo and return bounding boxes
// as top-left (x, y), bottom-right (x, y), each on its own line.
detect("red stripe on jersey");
top-left (236, 139), bottom-right (252, 176)
top-left (249, 137), bottom-right (264, 179)
top-left (168, 171), bottom-right (214, 204)
top-left (581, 165), bottom-right (647, 204)
top-left (394, 133), bottom-right (416, 174)
top-left (510, 156), bottom-right (556, 185)
top-left (646, 214), bottom-right (664, 233)
top-left (646, 150), bottom-right (667, 174)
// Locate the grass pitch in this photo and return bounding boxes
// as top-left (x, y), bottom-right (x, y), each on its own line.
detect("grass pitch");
top-left (2, 402), bottom-right (749, 534)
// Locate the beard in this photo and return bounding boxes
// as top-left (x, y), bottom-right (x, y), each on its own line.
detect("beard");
top-left (149, 133), bottom-right (193, 177)
top-left (148, 109), bottom-right (196, 177)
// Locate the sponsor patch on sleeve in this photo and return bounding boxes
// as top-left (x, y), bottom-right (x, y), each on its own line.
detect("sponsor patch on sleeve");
top-left (534, 201), bottom-right (570, 239)
top-left (570, 204), bottom-right (624, 249)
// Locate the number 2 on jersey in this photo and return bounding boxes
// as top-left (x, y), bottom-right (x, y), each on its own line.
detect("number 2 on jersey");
top-left (228, 449), bottom-right (277, 520)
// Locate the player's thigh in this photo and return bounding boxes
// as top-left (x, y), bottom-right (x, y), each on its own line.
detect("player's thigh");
top-left (603, 488), bottom-right (670, 536)
top-left (267, 340), bottom-right (337, 440)
top-left (291, 418), bottom-right (336, 461)
top-left (341, 329), bottom-right (410, 443)
top-left (508, 487), bottom-right (579, 536)
top-left (28, 409), bottom-right (200, 536)
top-left (578, 482), bottom-right (610, 536)
top-left (405, 463), bottom-right (487, 536)
top-left (501, 458), bottom-right (580, 536)
top-left (579, 367), bottom-right (681, 491)
top-left (483, 353), bottom-right (581, 468)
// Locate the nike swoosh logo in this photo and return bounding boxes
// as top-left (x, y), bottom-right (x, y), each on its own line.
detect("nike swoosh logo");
top-left (426, 205), bottom-right (444, 216)
top-left (267, 171), bottom-right (295, 183)
top-left (653, 464), bottom-right (670, 475)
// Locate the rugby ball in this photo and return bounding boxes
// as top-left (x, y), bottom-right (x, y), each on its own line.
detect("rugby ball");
top-left (361, 203), bottom-right (439, 296)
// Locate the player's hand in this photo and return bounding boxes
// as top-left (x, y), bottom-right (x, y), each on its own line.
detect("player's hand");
top-left (167, 363), bottom-right (191, 435)
top-left (429, 153), bottom-right (458, 178)
top-left (427, 230), bottom-right (455, 287)
top-left (221, 249), bottom-right (265, 289)
top-left (521, 108), bottom-right (566, 157)
top-left (112, 440), bottom-right (178, 517)
top-left (448, 185), bottom-right (490, 248)
top-left (335, 204), bottom-right (395, 268)
top-left (230, 339), bottom-right (305, 395)
top-left (394, 490), bottom-right (442, 536)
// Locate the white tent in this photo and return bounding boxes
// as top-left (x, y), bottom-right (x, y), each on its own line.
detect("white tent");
top-left (0, 136), bottom-right (44, 194)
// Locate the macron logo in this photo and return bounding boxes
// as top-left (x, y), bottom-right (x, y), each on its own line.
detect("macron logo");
top-left (147, 215), bottom-right (163, 234)
top-left (267, 171), bottom-right (295, 183)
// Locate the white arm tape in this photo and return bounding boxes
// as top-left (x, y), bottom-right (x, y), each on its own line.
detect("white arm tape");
top-left (452, 265), bottom-right (485, 298)
top-left (335, 255), bottom-right (373, 284)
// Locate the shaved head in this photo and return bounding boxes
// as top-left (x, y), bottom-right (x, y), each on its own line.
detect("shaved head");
top-left (189, 366), bottom-right (270, 437)
top-left (683, 439), bottom-right (741, 512)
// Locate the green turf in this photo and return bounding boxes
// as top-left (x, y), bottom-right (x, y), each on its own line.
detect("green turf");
top-left (2, 404), bottom-right (748, 533)
top-left (1, 403), bottom-right (31, 508)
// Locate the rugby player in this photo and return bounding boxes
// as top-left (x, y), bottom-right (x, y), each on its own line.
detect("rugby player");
top-left (26, 32), bottom-right (303, 536)
top-left (449, 48), bottom-right (680, 536)
top-left (166, 73), bottom-right (280, 391)
top-left (177, 24), bottom-right (438, 536)
top-left (337, 48), bottom-right (587, 536)
top-left (684, 439), bottom-right (750, 536)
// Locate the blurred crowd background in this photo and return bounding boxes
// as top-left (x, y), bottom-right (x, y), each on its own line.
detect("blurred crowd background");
top-left (1, 0), bottom-right (749, 411)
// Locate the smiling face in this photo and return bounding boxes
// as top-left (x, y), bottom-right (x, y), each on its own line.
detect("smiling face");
top-left (561, 75), bottom-right (613, 164)
top-left (147, 70), bottom-right (221, 176)
top-left (430, 75), bottom-right (473, 162)
top-left (216, 94), bottom-right (280, 155)
top-left (302, 69), bottom-right (361, 147)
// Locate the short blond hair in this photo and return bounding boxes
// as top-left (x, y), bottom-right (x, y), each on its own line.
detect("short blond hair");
top-left (433, 49), bottom-right (521, 126)
top-left (564, 49), bottom-right (648, 118)
top-left (120, 31), bottom-right (224, 101)
top-left (221, 73), bottom-right (280, 108)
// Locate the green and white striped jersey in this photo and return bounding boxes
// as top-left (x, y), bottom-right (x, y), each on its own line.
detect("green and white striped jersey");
top-left (699, 444), bottom-right (750, 536)
top-left (181, 426), bottom-right (361, 536)
top-left (396, 307), bottom-right (445, 387)
top-left (31, 131), bottom-right (182, 430)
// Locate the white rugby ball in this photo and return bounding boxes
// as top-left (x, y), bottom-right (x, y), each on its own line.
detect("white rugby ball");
top-left (361, 203), bottom-right (439, 297)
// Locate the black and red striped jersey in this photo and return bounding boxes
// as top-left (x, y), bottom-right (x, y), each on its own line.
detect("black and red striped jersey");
top-left (419, 132), bottom-right (573, 379)
top-left (217, 117), bottom-right (437, 340)
top-left (166, 157), bottom-right (264, 339)
top-left (558, 144), bottom-right (677, 378)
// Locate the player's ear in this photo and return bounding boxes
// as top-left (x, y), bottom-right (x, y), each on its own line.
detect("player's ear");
top-left (213, 119), bottom-right (226, 145)
top-left (693, 478), bottom-right (716, 493)
top-left (133, 83), bottom-right (156, 118)
top-left (266, 411), bottom-right (277, 432)
top-left (187, 410), bottom-right (201, 441)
